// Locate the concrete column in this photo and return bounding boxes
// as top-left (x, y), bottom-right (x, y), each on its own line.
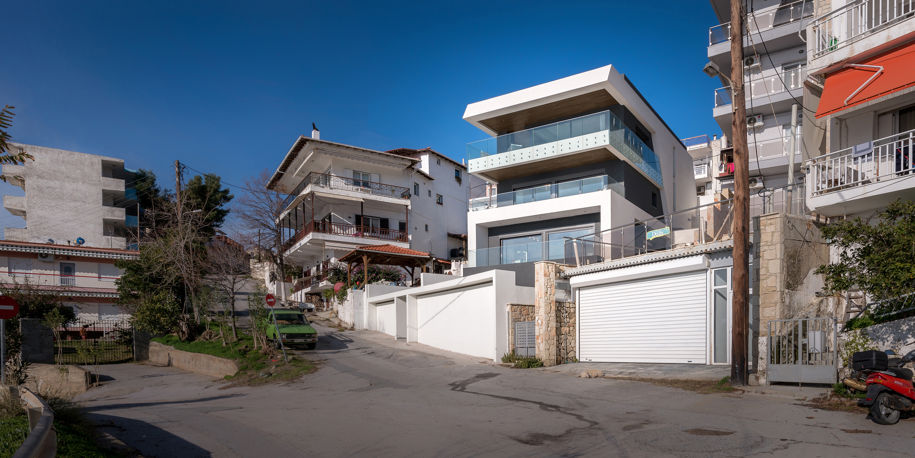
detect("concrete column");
top-left (534, 261), bottom-right (559, 366)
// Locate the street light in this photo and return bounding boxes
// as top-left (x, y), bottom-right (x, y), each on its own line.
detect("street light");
top-left (703, 61), bottom-right (732, 85)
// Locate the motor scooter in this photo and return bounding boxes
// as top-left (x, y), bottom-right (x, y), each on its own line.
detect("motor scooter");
top-left (855, 349), bottom-right (915, 425)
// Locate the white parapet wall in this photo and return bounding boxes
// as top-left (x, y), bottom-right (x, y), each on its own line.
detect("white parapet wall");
top-left (362, 270), bottom-right (534, 361)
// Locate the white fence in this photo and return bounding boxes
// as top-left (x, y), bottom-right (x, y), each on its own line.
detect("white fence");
top-left (358, 270), bottom-right (534, 361)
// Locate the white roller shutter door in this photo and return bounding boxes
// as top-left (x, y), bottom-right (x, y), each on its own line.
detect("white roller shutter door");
top-left (579, 270), bottom-right (707, 364)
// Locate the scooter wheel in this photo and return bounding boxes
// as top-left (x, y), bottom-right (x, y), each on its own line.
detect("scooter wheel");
top-left (870, 392), bottom-right (901, 425)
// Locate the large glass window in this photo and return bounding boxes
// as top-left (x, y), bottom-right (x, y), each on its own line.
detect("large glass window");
top-left (500, 234), bottom-right (542, 264)
top-left (353, 171), bottom-right (372, 188)
top-left (547, 228), bottom-right (594, 262)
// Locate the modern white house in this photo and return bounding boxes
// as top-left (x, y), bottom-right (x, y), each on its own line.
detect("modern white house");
top-left (462, 64), bottom-right (695, 282)
top-left (706, 0), bottom-right (812, 195)
top-left (265, 129), bottom-right (476, 298)
top-left (804, 0), bottom-right (915, 216)
top-left (2, 143), bottom-right (140, 249)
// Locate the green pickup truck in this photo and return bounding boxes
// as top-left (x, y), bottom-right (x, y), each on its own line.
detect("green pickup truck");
top-left (265, 309), bottom-right (318, 350)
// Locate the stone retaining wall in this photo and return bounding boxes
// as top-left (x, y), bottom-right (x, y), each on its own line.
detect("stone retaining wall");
top-left (24, 364), bottom-right (90, 398)
top-left (507, 304), bottom-right (534, 355)
top-left (149, 341), bottom-right (239, 379)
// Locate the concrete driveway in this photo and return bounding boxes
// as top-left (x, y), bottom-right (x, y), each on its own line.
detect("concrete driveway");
top-left (76, 324), bottom-right (914, 457)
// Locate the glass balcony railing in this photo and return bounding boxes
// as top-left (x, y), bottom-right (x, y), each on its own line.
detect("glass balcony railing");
top-left (708, 0), bottom-right (814, 46)
top-left (466, 110), bottom-right (663, 185)
top-left (469, 175), bottom-right (609, 211)
top-left (468, 238), bottom-right (588, 267)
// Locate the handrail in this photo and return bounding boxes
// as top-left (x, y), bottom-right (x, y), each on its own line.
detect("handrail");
top-left (708, 0), bottom-right (814, 45)
top-left (282, 172), bottom-right (411, 210)
top-left (812, 0), bottom-right (915, 57)
top-left (808, 128), bottom-right (915, 195)
top-left (282, 220), bottom-right (408, 251)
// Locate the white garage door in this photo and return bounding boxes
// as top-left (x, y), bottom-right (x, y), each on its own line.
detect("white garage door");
top-left (579, 270), bottom-right (707, 364)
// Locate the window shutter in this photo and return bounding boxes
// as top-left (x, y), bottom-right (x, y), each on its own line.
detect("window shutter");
top-left (380, 218), bottom-right (389, 230)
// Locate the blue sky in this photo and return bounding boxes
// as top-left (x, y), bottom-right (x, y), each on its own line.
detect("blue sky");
top-left (0, 1), bottom-right (721, 232)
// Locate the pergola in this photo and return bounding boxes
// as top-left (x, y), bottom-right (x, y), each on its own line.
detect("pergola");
top-left (338, 244), bottom-right (433, 288)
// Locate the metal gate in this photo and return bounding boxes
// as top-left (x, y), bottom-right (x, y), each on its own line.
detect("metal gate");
top-left (54, 318), bottom-right (134, 365)
top-left (767, 317), bottom-right (838, 384)
top-left (514, 321), bottom-right (535, 357)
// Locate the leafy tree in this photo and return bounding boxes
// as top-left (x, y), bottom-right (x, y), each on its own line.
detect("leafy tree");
top-left (130, 290), bottom-right (182, 336)
top-left (816, 199), bottom-right (915, 302)
top-left (184, 174), bottom-right (233, 237)
top-left (0, 105), bottom-right (34, 182)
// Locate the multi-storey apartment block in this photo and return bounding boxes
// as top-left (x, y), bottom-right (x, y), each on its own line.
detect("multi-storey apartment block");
top-left (462, 65), bottom-right (695, 277)
top-left (266, 130), bottom-right (475, 297)
top-left (3, 143), bottom-right (139, 249)
top-left (805, 0), bottom-right (915, 216)
top-left (707, 0), bottom-right (812, 193)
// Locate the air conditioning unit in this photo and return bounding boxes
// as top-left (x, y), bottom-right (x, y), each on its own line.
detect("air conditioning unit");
top-left (37, 253), bottom-right (55, 262)
top-left (744, 56), bottom-right (760, 69)
top-left (749, 177), bottom-right (763, 188)
top-left (748, 114), bottom-right (764, 128)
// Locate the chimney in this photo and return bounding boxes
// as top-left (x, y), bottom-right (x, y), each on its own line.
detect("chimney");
top-left (311, 122), bottom-right (320, 140)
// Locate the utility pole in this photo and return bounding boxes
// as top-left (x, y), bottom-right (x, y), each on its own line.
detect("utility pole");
top-left (730, 0), bottom-right (750, 386)
top-left (174, 160), bottom-right (183, 222)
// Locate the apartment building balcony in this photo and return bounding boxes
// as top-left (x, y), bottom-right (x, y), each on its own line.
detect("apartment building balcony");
top-left (282, 220), bottom-right (409, 257)
top-left (470, 175), bottom-right (610, 212)
top-left (806, 128), bottom-right (915, 216)
top-left (4, 228), bottom-right (27, 241)
top-left (101, 176), bottom-right (124, 193)
top-left (1, 164), bottom-right (26, 189)
top-left (810, 0), bottom-right (915, 74)
top-left (3, 195), bottom-right (26, 218)
top-left (712, 65), bottom-right (806, 127)
top-left (101, 206), bottom-right (126, 221)
top-left (708, 0), bottom-right (813, 61)
top-left (281, 172), bottom-right (411, 214)
top-left (466, 110), bottom-right (662, 186)
top-left (693, 160), bottom-right (711, 181)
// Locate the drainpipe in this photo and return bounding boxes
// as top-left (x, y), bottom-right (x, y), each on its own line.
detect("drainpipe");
top-left (787, 104), bottom-right (798, 209)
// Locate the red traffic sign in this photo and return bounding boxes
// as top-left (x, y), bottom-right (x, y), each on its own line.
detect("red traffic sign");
top-left (265, 294), bottom-right (276, 307)
top-left (0, 296), bottom-right (19, 320)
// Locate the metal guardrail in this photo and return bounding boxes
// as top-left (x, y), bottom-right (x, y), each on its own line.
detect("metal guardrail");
top-left (812, 0), bottom-right (915, 57)
top-left (282, 220), bottom-right (408, 251)
top-left (808, 128), bottom-right (915, 196)
top-left (282, 172), bottom-right (411, 210)
top-left (12, 387), bottom-right (56, 458)
top-left (708, 0), bottom-right (814, 45)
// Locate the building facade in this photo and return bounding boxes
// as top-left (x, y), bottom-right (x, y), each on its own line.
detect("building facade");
top-left (0, 240), bottom-right (138, 324)
top-left (707, 0), bottom-right (812, 194)
top-left (266, 132), bottom-right (475, 297)
top-left (3, 143), bottom-right (139, 249)
top-left (462, 64), bottom-right (695, 276)
top-left (804, 0), bottom-right (915, 216)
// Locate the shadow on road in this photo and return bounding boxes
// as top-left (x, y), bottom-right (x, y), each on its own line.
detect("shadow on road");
top-left (82, 394), bottom-right (245, 413)
top-left (87, 413), bottom-right (213, 457)
top-left (315, 332), bottom-right (353, 351)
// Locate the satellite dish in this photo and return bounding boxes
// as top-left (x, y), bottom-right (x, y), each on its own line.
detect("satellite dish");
top-left (76, 237), bottom-right (86, 245)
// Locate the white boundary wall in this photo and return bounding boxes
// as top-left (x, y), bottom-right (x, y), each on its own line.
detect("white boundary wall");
top-left (362, 270), bottom-right (533, 361)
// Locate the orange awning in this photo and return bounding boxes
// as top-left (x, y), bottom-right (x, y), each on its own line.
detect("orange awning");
top-left (815, 41), bottom-right (915, 118)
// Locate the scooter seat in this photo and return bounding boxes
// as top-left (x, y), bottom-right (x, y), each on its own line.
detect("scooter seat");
top-left (887, 367), bottom-right (914, 381)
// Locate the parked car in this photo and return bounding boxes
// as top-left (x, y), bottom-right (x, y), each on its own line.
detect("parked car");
top-left (265, 309), bottom-right (318, 350)
top-left (299, 302), bottom-right (316, 313)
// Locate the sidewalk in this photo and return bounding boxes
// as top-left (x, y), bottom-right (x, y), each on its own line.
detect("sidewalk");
top-left (544, 361), bottom-right (730, 381)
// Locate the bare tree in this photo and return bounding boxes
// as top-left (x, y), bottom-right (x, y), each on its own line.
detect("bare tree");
top-left (235, 170), bottom-right (289, 299)
top-left (204, 236), bottom-right (251, 340)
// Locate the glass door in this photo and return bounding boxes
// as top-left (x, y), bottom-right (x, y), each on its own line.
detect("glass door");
top-left (712, 267), bottom-right (731, 364)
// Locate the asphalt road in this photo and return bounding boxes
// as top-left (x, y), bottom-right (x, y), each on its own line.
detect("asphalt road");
top-left (76, 323), bottom-right (915, 457)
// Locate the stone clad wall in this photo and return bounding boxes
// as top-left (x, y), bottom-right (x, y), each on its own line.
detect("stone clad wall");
top-left (534, 262), bottom-right (577, 366)
top-left (507, 304), bottom-right (534, 355)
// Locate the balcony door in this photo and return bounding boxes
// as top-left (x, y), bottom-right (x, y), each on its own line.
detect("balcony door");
top-left (60, 262), bottom-right (76, 287)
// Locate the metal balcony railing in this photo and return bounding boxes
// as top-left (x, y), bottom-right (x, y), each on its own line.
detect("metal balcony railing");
top-left (282, 172), bottom-right (411, 210)
top-left (466, 109), bottom-right (663, 185)
top-left (714, 65), bottom-right (805, 108)
top-left (709, 0), bottom-right (814, 45)
top-left (808, 128), bottom-right (915, 196)
top-left (812, 0), bottom-right (915, 58)
top-left (468, 175), bottom-right (609, 211)
top-left (282, 220), bottom-right (408, 251)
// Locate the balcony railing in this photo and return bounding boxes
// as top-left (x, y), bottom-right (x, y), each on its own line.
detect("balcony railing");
top-left (693, 161), bottom-right (710, 179)
top-left (714, 65), bottom-right (805, 108)
top-left (682, 134), bottom-right (710, 149)
top-left (812, 0), bottom-right (915, 58)
top-left (808, 128), bottom-right (915, 196)
top-left (469, 175), bottom-right (609, 211)
top-left (282, 220), bottom-right (408, 251)
top-left (564, 184), bottom-right (806, 267)
top-left (466, 109), bottom-right (663, 185)
top-left (709, 0), bottom-right (814, 45)
top-left (467, 184), bottom-right (806, 268)
top-left (282, 172), bottom-right (411, 210)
